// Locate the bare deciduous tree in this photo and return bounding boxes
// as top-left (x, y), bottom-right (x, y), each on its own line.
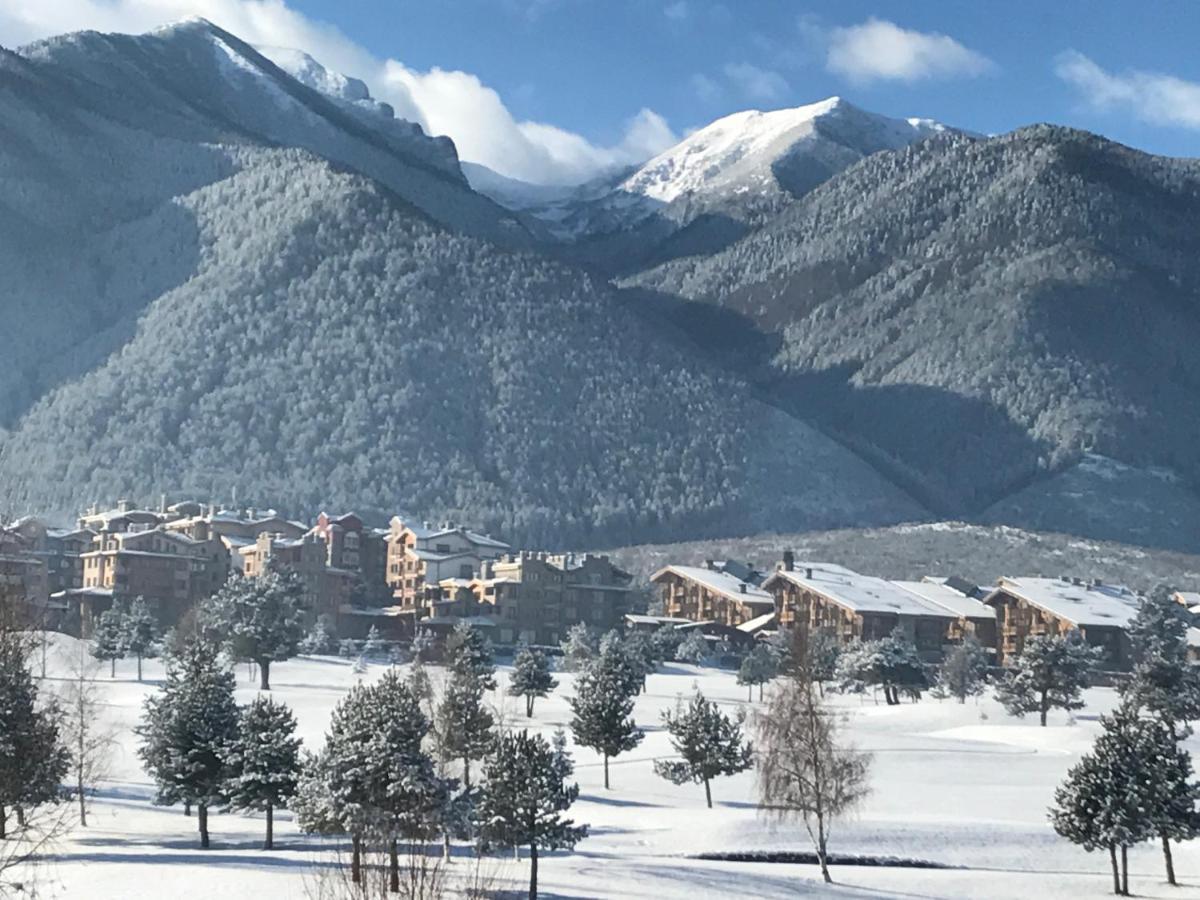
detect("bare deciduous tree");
top-left (59, 640), bottom-right (118, 827)
top-left (754, 629), bottom-right (871, 884)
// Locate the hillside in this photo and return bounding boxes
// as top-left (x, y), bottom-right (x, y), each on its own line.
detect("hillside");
top-left (0, 147), bottom-right (924, 545)
top-left (626, 126), bottom-right (1200, 534)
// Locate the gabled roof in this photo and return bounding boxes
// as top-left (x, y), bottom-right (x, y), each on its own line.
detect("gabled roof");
top-left (738, 611), bottom-right (777, 633)
top-left (650, 565), bottom-right (775, 608)
top-left (985, 577), bottom-right (1140, 629)
top-left (763, 563), bottom-right (957, 619)
top-left (893, 580), bottom-right (995, 621)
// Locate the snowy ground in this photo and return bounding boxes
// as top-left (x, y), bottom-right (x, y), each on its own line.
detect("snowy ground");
top-left (24, 635), bottom-right (1200, 899)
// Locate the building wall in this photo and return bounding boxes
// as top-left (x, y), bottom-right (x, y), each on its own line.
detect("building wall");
top-left (658, 572), bottom-right (767, 628)
top-left (988, 590), bottom-right (1131, 670)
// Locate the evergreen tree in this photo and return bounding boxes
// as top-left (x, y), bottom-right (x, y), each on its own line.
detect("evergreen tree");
top-left (137, 637), bottom-right (240, 848)
top-left (90, 601), bottom-right (127, 678)
top-left (1120, 586), bottom-right (1200, 730)
top-left (300, 614), bottom-right (339, 655)
top-left (674, 630), bottom-right (709, 665)
top-left (737, 644), bottom-right (777, 702)
top-left (808, 629), bottom-right (841, 688)
top-left (324, 670), bottom-right (446, 887)
top-left (765, 629), bottom-right (794, 675)
top-left (338, 638), bottom-right (360, 659)
top-left (997, 632), bottom-right (1101, 726)
top-left (438, 669), bottom-right (495, 791)
top-left (569, 654), bottom-right (644, 789)
top-left (0, 632), bottom-right (69, 840)
top-left (654, 691), bottom-right (753, 807)
top-left (935, 637), bottom-right (989, 703)
top-left (224, 696), bottom-right (302, 850)
top-left (292, 748), bottom-right (343, 838)
top-left (1140, 714), bottom-right (1200, 886)
top-left (648, 624), bottom-right (682, 665)
top-left (362, 625), bottom-right (385, 659)
top-left (408, 655), bottom-right (433, 706)
top-left (622, 630), bottom-right (657, 692)
top-left (509, 644), bottom-right (558, 717)
top-left (447, 622), bottom-right (496, 690)
top-left (411, 628), bottom-right (436, 663)
top-left (1050, 707), bottom-right (1159, 894)
top-left (123, 596), bottom-right (157, 683)
top-left (835, 630), bottom-right (929, 705)
top-left (202, 571), bottom-right (307, 691)
top-left (559, 623), bottom-right (597, 672)
top-left (478, 730), bottom-right (588, 900)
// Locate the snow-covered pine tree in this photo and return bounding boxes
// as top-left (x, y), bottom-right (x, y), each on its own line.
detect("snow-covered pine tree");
top-left (569, 654), bottom-right (644, 789)
top-left (362, 625), bottom-right (385, 660)
top-left (224, 695), bottom-right (302, 850)
top-left (559, 623), bottom-right (597, 672)
top-left (675, 630), bottom-right (709, 666)
top-left (90, 600), bottom-right (127, 678)
top-left (438, 669), bottom-right (495, 791)
top-left (324, 669), bottom-right (446, 887)
top-left (1120, 586), bottom-right (1200, 731)
top-left (935, 636), bottom-right (989, 703)
top-left (0, 629), bottom-right (69, 840)
top-left (411, 628), bottom-right (436, 663)
top-left (137, 637), bottom-right (240, 848)
top-left (997, 631), bottom-right (1101, 726)
top-left (338, 638), bottom-right (360, 659)
top-left (654, 691), bottom-right (753, 807)
top-left (835, 631), bottom-right (929, 705)
top-left (123, 596), bottom-right (156, 683)
top-left (1140, 714), bottom-right (1200, 886)
top-left (808, 628), bottom-right (840, 689)
top-left (1049, 706), bottom-right (1159, 894)
top-left (408, 655), bottom-right (433, 706)
top-left (478, 729), bottom-right (588, 900)
top-left (737, 644), bottom-right (777, 701)
top-left (292, 747), bottom-right (343, 838)
top-left (508, 644), bottom-right (558, 717)
top-left (447, 622), bottom-right (496, 690)
top-left (649, 624), bottom-right (682, 665)
top-left (201, 570), bottom-right (307, 690)
top-left (622, 630), bottom-right (657, 692)
top-left (300, 614), bottom-right (339, 656)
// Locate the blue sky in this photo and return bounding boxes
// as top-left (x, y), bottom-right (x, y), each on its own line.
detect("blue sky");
top-left (3, 1), bottom-right (1200, 183)
top-left (285, 0), bottom-right (1200, 156)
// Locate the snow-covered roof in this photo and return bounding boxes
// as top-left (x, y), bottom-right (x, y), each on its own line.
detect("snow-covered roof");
top-left (650, 565), bottom-right (775, 608)
top-left (404, 522), bottom-right (509, 550)
top-left (337, 604), bottom-right (407, 617)
top-left (624, 614), bottom-right (692, 627)
top-left (738, 611), bottom-right (777, 633)
top-left (764, 563), bottom-right (957, 619)
top-left (1174, 591), bottom-right (1200, 608)
top-left (987, 577), bottom-right (1140, 629)
top-left (893, 581), bottom-right (995, 621)
top-left (1189, 628), bottom-right (1200, 649)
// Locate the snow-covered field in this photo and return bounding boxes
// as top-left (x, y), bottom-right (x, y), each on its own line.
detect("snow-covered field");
top-left (26, 636), bottom-right (1200, 899)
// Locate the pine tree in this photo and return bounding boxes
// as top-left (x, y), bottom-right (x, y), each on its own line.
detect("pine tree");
top-left (438, 669), bottom-right (495, 791)
top-left (622, 630), bottom-right (657, 692)
top-left (408, 655), bottom-right (433, 706)
top-left (300, 614), bottom-right (339, 655)
top-left (765, 629), bottom-right (794, 674)
top-left (675, 630), bottom-right (709, 665)
top-left (447, 622), bottom-right (496, 690)
top-left (648, 624), bottom-right (682, 665)
top-left (137, 637), bottom-right (240, 848)
top-left (569, 654), bottom-right (644, 789)
top-left (323, 669), bottom-right (446, 887)
top-left (1120, 586), bottom-right (1200, 731)
top-left (808, 628), bottom-right (840, 688)
top-left (737, 644), bottom-right (776, 701)
top-left (411, 628), bottom-right (436, 663)
top-left (123, 596), bottom-right (157, 683)
top-left (935, 637), bottom-right (989, 703)
top-left (363, 625), bottom-right (385, 659)
top-left (202, 571), bottom-right (308, 691)
top-left (559, 623), bottom-right (597, 672)
top-left (0, 631), bottom-right (69, 840)
top-left (1140, 715), bottom-right (1200, 886)
top-left (835, 630), bottom-right (929, 705)
top-left (338, 638), bottom-right (360, 659)
top-left (478, 730), bottom-right (588, 900)
top-left (654, 691), bottom-right (753, 807)
top-left (292, 748), bottom-right (343, 838)
top-left (1050, 707), bottom-right (1159, 894)
top-left (224, 696), bottom-right (302, 850)
top-left (509, 645), bottom-right (558, 717)
top-left (90, 601), bottom-right (127, 678)
top-left (997, 632), bottom-right (1101, 726)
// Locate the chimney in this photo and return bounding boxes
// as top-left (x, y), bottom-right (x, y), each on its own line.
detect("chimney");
top-left (782, 550), bottom-right (795, 572)
top-left (805, 567), bottom-right (814, 579)
top-left (738, 583), bottom-right (746, 594)
top-left (117, 499), bottom-right (131, 512)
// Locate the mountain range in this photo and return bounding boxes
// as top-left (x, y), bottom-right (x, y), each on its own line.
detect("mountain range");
top-left (0, 18), bottom-right (1197, 554)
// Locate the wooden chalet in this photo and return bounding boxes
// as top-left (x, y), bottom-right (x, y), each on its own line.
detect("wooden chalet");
top-left (650, 563), bottom-right (775, 629)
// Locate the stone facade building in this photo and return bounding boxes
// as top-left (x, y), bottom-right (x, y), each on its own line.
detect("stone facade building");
top-left (239, 531), bottom-right (354, 620)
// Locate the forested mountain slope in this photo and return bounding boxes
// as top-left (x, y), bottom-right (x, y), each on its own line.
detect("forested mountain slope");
top-left (0, 151), bottom-right (923, 545)
top-left (626, 126), bottom-right (1200, 532)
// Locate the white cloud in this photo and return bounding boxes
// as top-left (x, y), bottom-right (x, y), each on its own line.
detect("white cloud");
top-left (690, 72), bottom-right (721, 103)
top-left (827, 17), bottom-right (992, 84)
top-left (663, 1), bottom-right (688, 22)
top-left (1055, 50), bottom-right (1200, 130)
top-left (0, 0), bottom-right (678, 186)
top-left (723, 62), bottom-right (789, 102)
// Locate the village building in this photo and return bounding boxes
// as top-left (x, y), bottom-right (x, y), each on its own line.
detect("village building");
top-left (384, 518), bottom-right (510, 624)
top-left (651, 562), bottom-right (775, 629)
top-left (310, 512), bottom-right (389, 604)
top-left (893, 578), bottom-right (997, 650)
top-left (239, 531), bottom-right (354, 620)
top-left (0, 522), bottom-right (50, 624)
top-left (982, 576), bottom-right (1140, 669)
top-left (762, 558), bottom-right (960, 657)
top-left (71, 525), bottom-right (219, 635)
top-left (77, 499), bottom-right (170, 534)
top-left (164, 505), bottom-right (309, 592)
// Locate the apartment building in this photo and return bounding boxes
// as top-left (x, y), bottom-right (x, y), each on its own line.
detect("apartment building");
top-left (651, 562), bottom-right (775, 629)
top-left (310, 512), bottom-right (389, 604)
top-left (385, 518), bottom-right (510, 623)
top-left (239, 531), bottom-right (354, 619)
